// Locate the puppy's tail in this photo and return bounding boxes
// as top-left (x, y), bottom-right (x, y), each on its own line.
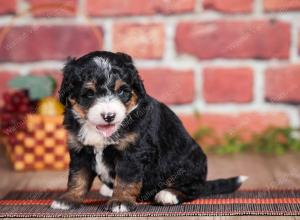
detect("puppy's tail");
top-left (200, 176), bottom-right (248, 196)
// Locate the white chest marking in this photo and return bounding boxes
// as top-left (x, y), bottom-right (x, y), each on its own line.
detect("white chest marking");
top-left (78, 122), bottom-right (105, 148)
top-left (94, 149), bottom-right (113, 184)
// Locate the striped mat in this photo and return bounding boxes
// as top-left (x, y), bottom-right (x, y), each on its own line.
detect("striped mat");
top-left (0, 190), bottom-right (300, 217)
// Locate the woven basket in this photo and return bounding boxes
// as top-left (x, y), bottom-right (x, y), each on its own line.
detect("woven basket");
top-left (3, 114), bottom-right (69, 171)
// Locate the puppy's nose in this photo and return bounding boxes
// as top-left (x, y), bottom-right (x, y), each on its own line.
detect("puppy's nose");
top-left (101, 112), bottom-right (116, 123)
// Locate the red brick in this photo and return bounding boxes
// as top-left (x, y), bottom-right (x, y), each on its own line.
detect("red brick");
top-left (86, 0), bottom-right (195, 16)
top-left (0, 0), bottom-right (16, 14)
top-left (203, 0), bottom-right (253, 13)
top-left (27, 0), bottom-right (77, 17)
top-left (203, 67), bottom-right (253, 103)
top-left (176, 20), bottom-right (290, 59)
top-left (180, 112), bottom-right (289, 137)
top-left (140, 68), bottom-right (194, 105)
top-left (0, 26), bottom-right (103, 62)
top-left (264, 0), bottom-right (300, 11)
top-left (113, 23), bottom-right (164, 59)
top-left (31, 70), bottom-right (63, 97)
top-left (265, 65), bottom-right (300, 104)
top-left (157, 0), bottom-right (196, 14)
top-left (299, 31), bottom-right (300, 55)
top-left (0, 71), bottom-right (19, 105)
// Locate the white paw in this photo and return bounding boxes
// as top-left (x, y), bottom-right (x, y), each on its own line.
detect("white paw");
top-left (238, 175), bottom-right (249, 183)
top-left (154, 190), bottom-right (179, 205)
top-left (50, 200), bottom-right (71, 210)
top-left (111, 203), bottom-right (129, 212)
top-left (99, 184), bottom-right (113, 197)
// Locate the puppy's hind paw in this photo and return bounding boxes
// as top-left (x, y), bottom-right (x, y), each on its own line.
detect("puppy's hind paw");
top-left (154, 189), bottom-right (179, 205)
top-left (238, 175), bottom-right (249, 184)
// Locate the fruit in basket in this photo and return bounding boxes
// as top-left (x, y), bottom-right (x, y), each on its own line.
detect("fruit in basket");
top-left (0, 75), bottom-right (64, 135)
top-left (0, 90), bottom-right (33, 134)
top-left (8, 74), bottom-right (64, 116)
top-left (37, 96), bottom-right (64, 116)
top-left (2, 90), bottom-right (32, 113)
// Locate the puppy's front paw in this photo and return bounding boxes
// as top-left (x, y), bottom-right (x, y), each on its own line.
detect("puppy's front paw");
top-left (106, 199), bottom-right (136, 213)
top-left (50, 199), bottom-right (80, 210)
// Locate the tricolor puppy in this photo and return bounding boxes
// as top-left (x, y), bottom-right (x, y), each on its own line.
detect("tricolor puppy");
top-left (51, 51), bottom-right (247, 212)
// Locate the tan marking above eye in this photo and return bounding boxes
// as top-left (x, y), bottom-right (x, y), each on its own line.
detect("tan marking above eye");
top-left (84, 81), bottom-right (96, 91)
top-left (114, 79), bottom-right (126, 92)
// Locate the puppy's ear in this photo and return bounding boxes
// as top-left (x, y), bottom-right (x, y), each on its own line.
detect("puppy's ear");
top-left (59, 57), bottom-right (77, 105)
top-left (116, 52), bottom-right (133, 64)
top-left (116, 52), bottom-right (146, 97)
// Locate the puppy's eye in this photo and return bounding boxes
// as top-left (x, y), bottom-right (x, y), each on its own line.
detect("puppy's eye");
top-left (83, 89), bottom-right (95, 98)
top-left (118, 89), bottom-right (125, 96)
top-left (118, 87), bottom-right (130, 96)
top-left (118, 86), bottom-right (131, 101)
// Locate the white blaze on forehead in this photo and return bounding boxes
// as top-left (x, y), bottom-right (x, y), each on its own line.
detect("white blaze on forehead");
top-left (93, 57), bottom-right (111, 71)
top-left (93, 57), bottom-right (113, 85)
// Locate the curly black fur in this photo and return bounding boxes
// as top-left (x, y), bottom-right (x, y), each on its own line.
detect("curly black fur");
top-left (53, 51), bottom-right (246, 212)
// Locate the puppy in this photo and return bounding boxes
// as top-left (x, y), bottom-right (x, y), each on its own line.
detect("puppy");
top-left (51, 51), bottom-right (247, 212)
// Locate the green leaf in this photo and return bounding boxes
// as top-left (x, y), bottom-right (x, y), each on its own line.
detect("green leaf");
top-left (193, 127), bottom-right (212, 141)
top-left (9, 75), bottom-right (56, 100)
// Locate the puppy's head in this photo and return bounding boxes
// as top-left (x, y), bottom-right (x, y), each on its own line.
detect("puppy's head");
top-left (59, 51), bottom-right (145, 138)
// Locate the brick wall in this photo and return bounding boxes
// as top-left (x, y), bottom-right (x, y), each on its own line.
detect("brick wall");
top-left (0, 0), bottom-right (300, 137)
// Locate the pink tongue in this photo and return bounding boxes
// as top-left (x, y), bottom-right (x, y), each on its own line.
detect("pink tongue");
top-left (96, 125), bottom-right (116, 137)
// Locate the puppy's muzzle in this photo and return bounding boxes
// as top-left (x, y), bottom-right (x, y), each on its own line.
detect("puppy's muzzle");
top-left (101, 112), bottom-right (116, 123)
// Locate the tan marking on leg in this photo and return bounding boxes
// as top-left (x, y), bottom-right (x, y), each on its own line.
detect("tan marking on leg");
top-left (110, 177), bottom-right (142, 203)
top-left (61, 168), bottom-right (94, 203)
